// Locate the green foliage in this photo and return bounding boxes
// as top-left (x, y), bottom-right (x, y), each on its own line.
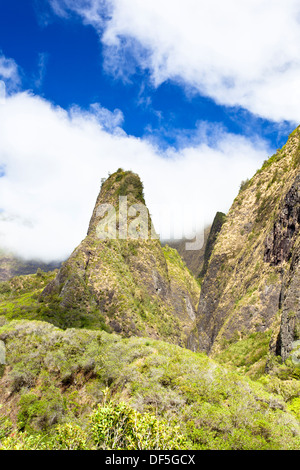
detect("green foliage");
top-left (17, 388), bottom-right (65, 432)
top-left (0, 410), bottom-right (13, 441)
top-left (0, 271), bottom-right (58, 323)
top-left (265, 355), bottom-right (300, 381)
top-left (90, 401), bottom-right (187, 450)
top-left (0, 431), bottom-right (50, 450)
top-left (0, 282), bottom-right (11, 295)
top-left (50, 423), bottom-right (89, 450)
top-left (116, 172), bottom-right (146, 204)
top-left (215, 331), bottom-right (272, 379)
top-left (1, 320), bottom-right (300, 450)
top-left (0, 402), bottom-right (186, 450)
top-left (287, 397), bottom-right (300, 420)
top-left (260, 150), bottom-right (286, 171)
top-left (239, 178), bottom-right (250, 192)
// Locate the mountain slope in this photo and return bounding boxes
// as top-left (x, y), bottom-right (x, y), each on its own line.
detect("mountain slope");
top-left (192, 127), bottom-right (300, 364)
top-left (1, 318), bottom-right (300, 450)
top-left (40, 169), bottom-right (200, 346)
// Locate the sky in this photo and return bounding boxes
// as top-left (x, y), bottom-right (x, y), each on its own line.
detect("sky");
top-left (0, 0), bottom-right (299, 261)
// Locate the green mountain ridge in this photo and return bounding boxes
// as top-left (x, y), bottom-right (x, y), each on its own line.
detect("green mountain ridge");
top-left (162, 226), bottom-right (212, 278)
top-left (193, 126), bottom-right (300, 373)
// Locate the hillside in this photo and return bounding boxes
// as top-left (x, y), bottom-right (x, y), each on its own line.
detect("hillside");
top-left (164, 213), bottom-right (226, 280)
top-left (1, 318), bottom-right (300, 450)
top-left (198, 212), bottom-right (226, 280)
top-left (192, 126), bottom-right (300, 374)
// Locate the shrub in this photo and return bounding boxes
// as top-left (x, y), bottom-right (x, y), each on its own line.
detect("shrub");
top-left (17, 389), bottom-right (65, 432)
top-left (0, 282), bottom-right (11, 295)
top-left (90, 401), bottom-right (187, 450)
top-left (8, 367), bottom-right (35, 393)
top-left (239, 179), bottom-right (250, 192)
top-left (0, 412), bottom-right (13, 441)
top-left (0, 431), bottom-right (49, 450)
top-left (51, 423), bottom-right (89, 450)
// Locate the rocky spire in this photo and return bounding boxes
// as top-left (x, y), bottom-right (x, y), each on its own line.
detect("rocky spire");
top-left (41, 169), bottom-right (200, 347)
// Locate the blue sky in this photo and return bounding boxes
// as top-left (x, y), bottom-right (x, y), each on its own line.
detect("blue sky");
top-left (0, 0), bottom-right (299, 260)
top-left (0, 0), bottom-right (294, 149)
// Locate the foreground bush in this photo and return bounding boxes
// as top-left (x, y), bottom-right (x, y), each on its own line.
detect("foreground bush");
top-left (90, 401), bottom-right (187, 450)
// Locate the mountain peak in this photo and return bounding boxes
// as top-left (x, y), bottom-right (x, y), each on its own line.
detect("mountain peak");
top-left (97, 169), bottom-right (145, 206)
top-left (87, 169), bottom-right (154, 239)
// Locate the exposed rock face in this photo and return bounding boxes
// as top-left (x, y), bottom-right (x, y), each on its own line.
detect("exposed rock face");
top-left (41, 169), bottom-right (200, 347)
top-left (192, 127), bottom-right (300, 360)
top-left (277, 242), bottom-right (300, 360)
top-left (263, 173), bottom-right (300, 361)
top-left (264, 174), bottom-right (300, 266)
top-left (198, 212), bottom-right (226, 280)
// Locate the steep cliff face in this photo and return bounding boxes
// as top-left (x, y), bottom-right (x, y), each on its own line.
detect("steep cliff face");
top-left (272, 174), bottom-right (300, 361)
top-left (192, 127), bottom-right (300, 361)
top-left (198, 212), bottom-right (226, 280)
top-left (41, 169), bottom-right (200, 347)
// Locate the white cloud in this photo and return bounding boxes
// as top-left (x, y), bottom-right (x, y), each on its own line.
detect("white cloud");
top-left (50, 0), bottom-right (300, 124)
top-left (72, 102), bottom-right (125, 133)
top-left (0, 91), bottom-right (270, 261)
top-left (0, 53), bottom-right (20, 91)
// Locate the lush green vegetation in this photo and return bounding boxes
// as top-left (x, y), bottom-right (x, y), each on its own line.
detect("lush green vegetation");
top-left (1, 319), bottom-right (300, 450)
top-left (0, 271), bottom-right (57, 321)
top-left (215, 331), bottom-right (272, 379)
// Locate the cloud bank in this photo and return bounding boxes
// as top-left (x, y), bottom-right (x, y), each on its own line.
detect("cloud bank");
top-left (50, 0), bottom-right (300, 124)
top-left (0, 91), bottom-right (270, 261)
